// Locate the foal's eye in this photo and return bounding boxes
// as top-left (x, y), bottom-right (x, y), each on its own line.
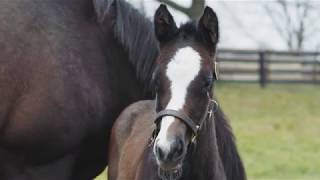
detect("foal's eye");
top-left (203, 76), bottom-right (213, 89)
top-left (151, 67), bottom-right (160, 90)
top-left (154, 79), bottom-right (160, 92)
top-left (152, 75), bottom-right (160, 91)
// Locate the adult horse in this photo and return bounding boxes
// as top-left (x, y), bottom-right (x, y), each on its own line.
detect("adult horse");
top-left (0, 0), bottom-right (245, 179)
top-left (108, 5), bottom-right (227, 180)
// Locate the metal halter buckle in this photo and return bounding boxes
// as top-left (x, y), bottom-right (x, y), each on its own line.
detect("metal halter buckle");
top-left (208, 99), bottom-right (218, 118)
top-left (207, 92), bottom-right (218, 116)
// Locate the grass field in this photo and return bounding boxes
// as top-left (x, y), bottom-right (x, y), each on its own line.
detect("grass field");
top-left (96, 83), bottom-right (320, 180)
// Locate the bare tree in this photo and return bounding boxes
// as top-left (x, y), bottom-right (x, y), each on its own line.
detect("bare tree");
top-left (264, 0), bottom-right (320, 51)
top-left (156, 0), bottom-right (205, 19)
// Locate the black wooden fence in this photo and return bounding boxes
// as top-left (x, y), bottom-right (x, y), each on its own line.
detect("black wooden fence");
top-left (216, 49), bottom-right (320, 87)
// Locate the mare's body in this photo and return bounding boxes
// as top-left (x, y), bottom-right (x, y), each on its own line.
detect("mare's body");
top-left (0, 0), bottom-right (244, 179)
top-left (0, 1), bottom-right (154, 179)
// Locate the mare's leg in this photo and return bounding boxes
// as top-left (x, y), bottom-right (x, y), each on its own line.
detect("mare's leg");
top-left (0, 147), bottom-right (29, 180)
top-left (0, 147), bottom-right (76, 180)
top-left (71, 136), bottom-right (109, 180)
top-left (107, 127), bottom-right (120, 180)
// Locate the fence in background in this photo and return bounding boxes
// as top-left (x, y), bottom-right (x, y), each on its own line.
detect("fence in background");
top-left (217, 49), bottom-right (320, 87)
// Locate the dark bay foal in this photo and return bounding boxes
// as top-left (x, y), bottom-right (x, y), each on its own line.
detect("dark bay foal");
top-left (108, 99), bottom-right (226, 180)
top-left (108, 5), bottom-right (231, 180)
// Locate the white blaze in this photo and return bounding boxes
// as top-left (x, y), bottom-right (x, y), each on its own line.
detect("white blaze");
top-left (155, 46), bottom-right (201, 155)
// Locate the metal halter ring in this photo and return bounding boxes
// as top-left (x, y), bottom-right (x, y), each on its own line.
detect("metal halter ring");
top-left (211, 99), bottom-right (219, 113)
top-left (206, 92), bottom-right (218, 120)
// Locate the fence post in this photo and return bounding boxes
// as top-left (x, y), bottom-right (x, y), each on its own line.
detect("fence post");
top-left (259, 51), bottom-right (267, 88)
top-left (312, 58), bottom-right (317, 84)
top-left (315, 57), bottom-right (320, 84)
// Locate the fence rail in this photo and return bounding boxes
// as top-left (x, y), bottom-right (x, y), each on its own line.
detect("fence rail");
top-left (216, 49), bottom-right (320, 87)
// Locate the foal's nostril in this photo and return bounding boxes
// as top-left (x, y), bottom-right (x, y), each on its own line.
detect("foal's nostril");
top-left (167, 139), bottom-right (184, 161)
top-left (155, 139), bottom-right (185, 163)
top-left (155, 145), bottom-right (165, 161)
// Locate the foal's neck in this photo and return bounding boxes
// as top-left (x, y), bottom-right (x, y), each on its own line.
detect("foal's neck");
top-left (182, 117), bottom-right (226, 180)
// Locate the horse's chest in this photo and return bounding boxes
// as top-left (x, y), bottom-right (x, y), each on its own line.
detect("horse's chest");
top-left (1, 79), bottom-right (108, 162)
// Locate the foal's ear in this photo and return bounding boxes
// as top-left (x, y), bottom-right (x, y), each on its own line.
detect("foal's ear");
top-left (154, 4), bottom-right (178, 42)
top-left (198, 7), bottom-right (219, 46)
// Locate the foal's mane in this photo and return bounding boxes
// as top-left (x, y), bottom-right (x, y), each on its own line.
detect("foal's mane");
top-left (93, 0), bottom-right (159, 91)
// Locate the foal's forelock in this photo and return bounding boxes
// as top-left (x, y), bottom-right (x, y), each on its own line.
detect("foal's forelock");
top-left (155, 46), bottom-right (201, 152)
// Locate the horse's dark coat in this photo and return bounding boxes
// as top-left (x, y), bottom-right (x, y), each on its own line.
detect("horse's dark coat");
top-left (0, 0), bottom-right (245, 179)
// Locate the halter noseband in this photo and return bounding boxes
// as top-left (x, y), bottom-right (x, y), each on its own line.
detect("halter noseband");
top-left (155, 110), bottom-right (200, 135)
top-left (153, 93), bottom-right (218, 140)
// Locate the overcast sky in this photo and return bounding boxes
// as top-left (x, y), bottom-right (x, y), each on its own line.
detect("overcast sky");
top-left (128, 0), bottom-right (320, 51)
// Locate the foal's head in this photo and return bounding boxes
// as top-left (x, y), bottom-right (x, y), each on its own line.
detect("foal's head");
top-left (152, 4), bottom-right (219, 177)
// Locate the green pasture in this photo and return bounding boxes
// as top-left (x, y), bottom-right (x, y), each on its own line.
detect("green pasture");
top-left (96, 83), bottom-right (320, 180)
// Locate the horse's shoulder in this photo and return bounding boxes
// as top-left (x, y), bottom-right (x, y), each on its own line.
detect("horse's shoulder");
top-left (119, 100), bottom-right (155, 118)
top-left (111, 100), bottom-right (155, 161)
top-left (113, 100), bottom-right (155, 138)
top-left (115, 100), bottom-right (154, 128)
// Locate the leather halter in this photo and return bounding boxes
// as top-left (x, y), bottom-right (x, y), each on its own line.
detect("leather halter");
top-left (155, 109), bottom-right (199, 135)
top-left (153, 93), bottom-right (218, 139)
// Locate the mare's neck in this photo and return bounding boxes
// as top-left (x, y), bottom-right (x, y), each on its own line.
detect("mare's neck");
top-left (183, 116), bottom-right (226, 180)
top-left (95, 0), bottom-right (159, 93)
top-left (60, 0), bottom-right (94, 18)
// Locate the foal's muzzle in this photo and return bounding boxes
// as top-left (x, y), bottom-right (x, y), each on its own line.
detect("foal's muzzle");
top-left (152, 94), bottom-right (219, 170)
top-left (154, 137), bottom-right (185, 169)
top-left (152, 110), bottom-right (196, 170)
